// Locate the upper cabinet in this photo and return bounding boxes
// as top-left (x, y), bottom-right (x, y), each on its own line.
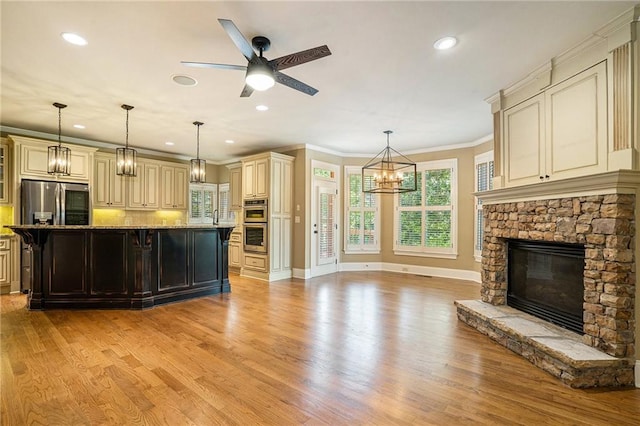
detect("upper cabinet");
top-left (0, 141), bottom-right (10, 204)
top-left (502, 61), bottom-right (607, 187)
top-left (160, 165), bottom-right (188, 209)
top-left (128, 160), bottom-right (160, 210)
top-left (93, 154), bottom-right (126, 208)
top-left (243, 157), bottom-right (269, 199)
top-left (9, 135), bottom-right (96, 182)
top-left (227, 162), bottom-right (242, 210)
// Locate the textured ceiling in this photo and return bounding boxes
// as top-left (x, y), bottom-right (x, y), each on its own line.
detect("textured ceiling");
top-left (1, 1), bottom-right (636, 162)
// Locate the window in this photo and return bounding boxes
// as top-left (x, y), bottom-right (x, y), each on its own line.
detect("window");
top-left (189, 183), bottom-right (217, 224)
top-left (218, 183), bottom-right (230, 222)
top-left (475, 151), bottom-right (494, 261)
top-left (393, 158), bottom-right (457, 258)
top-left (344, 166), bottom-right (380, 253)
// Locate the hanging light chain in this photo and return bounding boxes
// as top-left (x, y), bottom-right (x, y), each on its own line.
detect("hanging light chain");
top-left (122, 104), bottom-right (134, 149)
top-left (193, 121), bottom-right (204, 160)
top-left (53, 102), bottom-right (67, 147)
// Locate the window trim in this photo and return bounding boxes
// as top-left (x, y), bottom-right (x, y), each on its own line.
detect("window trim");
top-left (344, 165), bottom-right (381, 254)
top-left (393, 158), bottom-right (458, 258)
top-left (474, 151), bottom-right (494, 262)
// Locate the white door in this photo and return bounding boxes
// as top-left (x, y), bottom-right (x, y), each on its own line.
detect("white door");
top-left (311, 161), bottom-right (339, 277)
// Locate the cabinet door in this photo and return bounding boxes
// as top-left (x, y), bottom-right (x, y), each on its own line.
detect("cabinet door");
top-left (243, 161), bottom-right (255, 198)
top-left (94, 157), bottom-right (111, 207)
top-left (173, 167), bottom-right (188, 210)
top-left (255, 158), bottom-right (269, 198)
top-left (128, 167), bottom-right (146, 209)
top-left (229, 243), bottom-right (241, 267)
top-left (0, 144), bottom-right (8, 204)
top-left (0, 250), bottom-right (8, 286)
top-left (504, 94), bottom-right (545, 186)
top-left (161, 166), bottom-right (175, 209)
top-left (545, 62), bottom-right (607, 180)
top-left (110, 160), bottom-right (126, 208)
top-left (144, 163), bottom-right (160, 209)
top-left (230, 167), bottom-right (242, 209)
top-left (20, 144), bottom-right (91, 181)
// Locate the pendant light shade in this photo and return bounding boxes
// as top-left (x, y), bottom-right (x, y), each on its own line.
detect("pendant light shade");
top-left (362, 130), bottom-right (417, 194)
top-left (116, 104), bottom-right (137, 176)
top-left (190, 121), bottom-right (206, 183)
top-left (47, 102), bottom-right (71, 176)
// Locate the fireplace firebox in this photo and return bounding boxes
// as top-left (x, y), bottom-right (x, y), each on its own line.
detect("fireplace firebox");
top-left (507, 239), bottom-right (585, 335)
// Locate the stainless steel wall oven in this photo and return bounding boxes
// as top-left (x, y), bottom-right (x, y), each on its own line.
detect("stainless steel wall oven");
top-left (244, 223), bottom-right (267, 253)
top-left (243, 199), bottom-right (268, 223)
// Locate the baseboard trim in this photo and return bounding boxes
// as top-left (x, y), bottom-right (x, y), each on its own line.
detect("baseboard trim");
top-left (292, 268), bottom-right (311, 279)
top-left (337, 262), bottom-right (481, 283)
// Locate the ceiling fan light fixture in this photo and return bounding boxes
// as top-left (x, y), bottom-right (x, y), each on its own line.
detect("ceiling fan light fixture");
top-left (245, 63), bottom-right (275, 91)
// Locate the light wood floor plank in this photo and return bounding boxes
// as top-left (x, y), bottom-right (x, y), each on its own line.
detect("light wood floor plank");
top-left (2, 271), bottom-right (639, 425)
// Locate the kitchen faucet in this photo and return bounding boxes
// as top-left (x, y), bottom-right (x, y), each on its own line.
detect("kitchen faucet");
top-left (213, 209), bottom-right (219, 225)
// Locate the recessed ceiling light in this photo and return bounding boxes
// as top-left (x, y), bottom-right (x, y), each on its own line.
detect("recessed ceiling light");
top-left (165, 142), bottom-right (175, 146)
top-left (61, 32), bottom-right (88, 46)
top-left (73, 124), bottom-right (85, 129)
top-left (433, 36), bottom-right (457, 50)
top-left (225, 140), bottom-right (235, 144)
top-left (172, 74), bottom-right (197, 86)
top-left (256, 105), bottom-right (269, 111)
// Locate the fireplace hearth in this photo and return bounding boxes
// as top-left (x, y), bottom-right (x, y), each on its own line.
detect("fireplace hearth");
top-left (507, 239), bottom-right (585, 334)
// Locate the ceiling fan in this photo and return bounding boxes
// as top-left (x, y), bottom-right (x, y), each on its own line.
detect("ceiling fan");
top-left (182, 18), bottom-right (331, 97)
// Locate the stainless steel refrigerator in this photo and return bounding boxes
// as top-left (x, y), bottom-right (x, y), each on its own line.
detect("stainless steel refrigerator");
top-left (20, 179), bottom-right (91, 291)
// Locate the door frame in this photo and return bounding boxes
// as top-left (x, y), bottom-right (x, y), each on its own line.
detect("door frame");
top-left (310, 160), bottom-right (340, 278)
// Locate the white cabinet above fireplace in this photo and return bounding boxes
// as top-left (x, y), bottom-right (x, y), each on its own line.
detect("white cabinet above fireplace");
top-left (503, 62), bottom-right (607, 187)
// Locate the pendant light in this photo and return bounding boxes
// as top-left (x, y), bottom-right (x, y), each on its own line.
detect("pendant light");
top-left (190, 121), bottom-right (206, 183)
top-left (362, 130), bottom-right (417, 194)
top-left (47, 102), bottom-right (71, 175)
top-left (116, 104), bottom-right (137, 176)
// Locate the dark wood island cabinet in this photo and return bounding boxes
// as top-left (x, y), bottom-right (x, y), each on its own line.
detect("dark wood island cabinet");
top-left (7, 225), bottom-right (234, 310)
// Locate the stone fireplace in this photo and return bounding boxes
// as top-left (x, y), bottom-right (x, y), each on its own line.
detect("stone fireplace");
top-left (456, 172), bottom-right (638, 388)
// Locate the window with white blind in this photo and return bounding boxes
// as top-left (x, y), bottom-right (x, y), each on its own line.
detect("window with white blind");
top-left (393, 158), bottom-right (457, 258)
top-left (344, 166), bottom-right (380, 253)
top-left (218, 183), bottom-right (230, 222)
top-left (475, 151), bottom-right (494, 261)
top-left (189, 183), bottom-right (217, 224)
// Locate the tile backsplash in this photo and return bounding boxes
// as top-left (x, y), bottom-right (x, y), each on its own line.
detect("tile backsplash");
top-left (92, 209), bottom-right (187, 226)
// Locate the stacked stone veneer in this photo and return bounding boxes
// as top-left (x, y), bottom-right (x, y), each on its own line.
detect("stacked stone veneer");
top-left (481, 194), bottom-right (635, 359)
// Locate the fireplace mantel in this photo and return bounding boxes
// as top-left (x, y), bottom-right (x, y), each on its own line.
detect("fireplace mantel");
top-left (477, 170), bottom-right (640, 205)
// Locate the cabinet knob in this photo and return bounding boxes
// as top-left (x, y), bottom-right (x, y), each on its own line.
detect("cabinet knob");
top-left (545, 175), bottom-right (550, 179)
top-left (539, 176), bottom-right (544, 180)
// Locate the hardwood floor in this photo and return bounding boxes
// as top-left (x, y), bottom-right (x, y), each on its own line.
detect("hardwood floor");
top-left (2, 271), bottom-right (639, 425)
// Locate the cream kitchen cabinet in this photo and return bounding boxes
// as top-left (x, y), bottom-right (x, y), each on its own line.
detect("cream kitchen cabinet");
top-left (0, 238), bottom-right (9, 293)
top-left (161, 165), bottom-right (188, 209)
top-left (127, 161), bottom-right (160, 209)
top-left (503, 62), bottom-right (607, 187)
top-left (0, 141), bottom-right (10, 204)
top-left (228, 229), bottom-right (243, 270)
top-left (10, 135), bottom-right (96, 182)
top-left (93, 154), bottom-right (126, 208)
top-left (227, 162), bottom-right (243, 210)
top-left (242, 157), bottom-right (269, 199)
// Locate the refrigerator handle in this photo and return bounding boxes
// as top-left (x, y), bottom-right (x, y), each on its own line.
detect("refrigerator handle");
top-left (56, 184), bottom-right (64, 225)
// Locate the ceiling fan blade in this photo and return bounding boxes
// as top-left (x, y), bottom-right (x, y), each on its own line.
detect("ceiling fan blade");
top-left (274, 71), bottom-right (319, 96)
top-left (269, 45), bottom-right (331, 71)
top-left (218, 18), bottom-right (257, 62)
top-left (240, 84), bottom-right (254, 98)
top-left (181, 61), bottom-right (247, 71)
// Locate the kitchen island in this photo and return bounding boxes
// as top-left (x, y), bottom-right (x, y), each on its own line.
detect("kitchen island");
top-left (7, 225), bottom-right (234, 310)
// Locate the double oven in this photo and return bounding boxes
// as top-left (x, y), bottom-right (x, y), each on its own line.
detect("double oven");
top-left (243, 199), bottom-right (268, 253)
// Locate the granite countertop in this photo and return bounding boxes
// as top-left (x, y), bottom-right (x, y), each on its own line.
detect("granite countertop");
top-left (5, 224), bottom-right (236, 230)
